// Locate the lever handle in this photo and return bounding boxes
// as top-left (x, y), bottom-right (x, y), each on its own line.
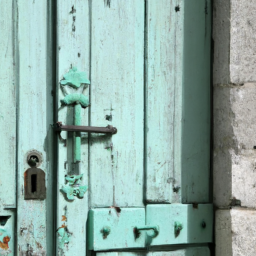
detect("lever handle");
top-left (55, 122), bottom-right (117, 134)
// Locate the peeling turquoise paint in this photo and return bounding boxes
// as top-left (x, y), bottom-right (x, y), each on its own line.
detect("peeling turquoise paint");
top-left (60, 93), bottom-right (89, 108)
top-left (0, 228), bottom-right (11, 253)
top-left (60, 174), bottom-right (88, 200)
top-left (60, 67), bottom-right (90, 88)
top-left (60, 67), bottom-right (90, 163)
top-left (57, 226), bottom-right (70, 249)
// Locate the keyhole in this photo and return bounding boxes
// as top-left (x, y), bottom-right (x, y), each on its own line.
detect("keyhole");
top-left (28, 155), bottom-right (39, 167)
top-left (31, 174), bottom-right (37, 193)
top-left (0, 216), bottom-right (10, 226)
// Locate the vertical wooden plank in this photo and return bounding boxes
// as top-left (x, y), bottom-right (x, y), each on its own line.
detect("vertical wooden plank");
top-left (146, 0), bottom-right (211, 204)
top-left (181, 0), bottom-right (211, 203)
top-left (16, 0), bottom-right (54, 254)
top-left (0, 1), bottom-right (16, 207)
top-left (146, 0), bottom-right (183, 203)
top-left (0, 1), bottom-right (16, 254)
top-left (90, 0), bottom-right (144, 208)
top-left (56, 1), bottom-right (90, 255)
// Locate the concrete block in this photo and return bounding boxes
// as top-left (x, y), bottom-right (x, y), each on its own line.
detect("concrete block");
top-left (214, 83), bottom-right (256, 207)
top-left (216, 209), bottom-right (256, 256)
top-left (230, 0), bottom-right (256, 83)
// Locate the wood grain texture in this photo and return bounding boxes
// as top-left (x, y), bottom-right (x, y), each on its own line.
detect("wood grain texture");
top-left (181, 0), bottom-right (211, 203)
top-left (0, 3), bottom-right (16, 252)
top-left (145, 0), bottom-right (183, 203)
top-left (146, 0), bottom-right (211, 204)
top-left (16, 0), bottom-right (54, 254)
top-left (56, 0), bottom-right (90, 255)
top-left (0, 0), bottom-right (16, 209)
top-left (89, 0), bottom-right (144, 207)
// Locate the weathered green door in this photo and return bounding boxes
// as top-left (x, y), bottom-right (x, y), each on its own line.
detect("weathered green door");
top-left (0, 0), bottom-right (211, 255)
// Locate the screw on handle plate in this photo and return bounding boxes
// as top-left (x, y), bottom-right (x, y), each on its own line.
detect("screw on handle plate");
top-left (134, 225), bottom-right (159, 239)
top-left (174, 221), bottom-right (183, 237)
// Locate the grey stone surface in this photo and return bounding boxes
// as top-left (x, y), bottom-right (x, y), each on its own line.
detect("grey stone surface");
top-left (213, 0), bottom-right (256, 255)
top-left (213, 0), bottom-right (256, 84)
top-left (213, 0), bottom-right (230, 84)
top-left (216, 209), bottom-right (256, 256)
top-left (214, 83), bottom-right (256, 208)
top-left (216, 210), bottom-right (232, 256)
top-left (230, 0), bottom-right (256, 83)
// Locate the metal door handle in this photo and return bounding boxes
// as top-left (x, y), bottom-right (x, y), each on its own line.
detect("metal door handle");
top-left (55, 122), bottom-right (117, 134)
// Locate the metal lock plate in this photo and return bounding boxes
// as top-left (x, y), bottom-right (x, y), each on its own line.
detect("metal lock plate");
top-left (24, 167), bottom-right (46, 200)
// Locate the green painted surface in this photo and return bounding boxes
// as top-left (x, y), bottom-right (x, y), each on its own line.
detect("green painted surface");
top-left (146, 204), bottom-right (213, 246)
top-left (145, 0), bottom-right (183, 204)
top-left (146, 0), bottom-right (211, 204)
top-left (89, 0), bottom-right (145, 208)
top-left (181, 0), bottom-right (211, 203)
top-left (60, 174), bottom-right (88, 200)
top-left (15, 0), bottom-right (54, 255)
top-left (0, 2), bottom-right (16, 255)
top-left (60, 67), bottom-right (90, 163)
top-left (56, 1), bottom-right (90, 255)
top-left (0, 0), bottom-right (211, 254)
top-left (60, 67), bottom-right (90, 89)
top-left (89, 205), bottom-right (212, 250)
top-left (88, 208), bottom-right (145, 251)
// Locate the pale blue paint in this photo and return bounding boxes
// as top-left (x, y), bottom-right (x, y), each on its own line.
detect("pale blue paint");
top-left (56, 1), bottom-right (90, 254)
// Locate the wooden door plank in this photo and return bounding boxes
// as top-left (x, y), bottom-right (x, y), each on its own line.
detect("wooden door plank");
top-left (0, 2), bottom-right (16, 254)
top-left (89, 0), bottom-right (144, 207)
top-left (16, 0), bottom-right (54, 255)
top-left (0, 0), bottom-right (16, 208)
top-left (145, 0), bottom-right (183, 203)
top-left (56, 1), bottom-right (90, 255)
top-left (181, 0), bottom-right (211, 203)
top-left (146, 0), bottom-right (211, 204)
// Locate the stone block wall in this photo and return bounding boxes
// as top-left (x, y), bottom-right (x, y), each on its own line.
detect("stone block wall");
top-left (213, 0), bottom-right (256, 255)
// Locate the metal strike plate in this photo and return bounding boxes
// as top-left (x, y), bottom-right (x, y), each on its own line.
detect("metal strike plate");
top-left (24, 167), bottom-right (46, 200)
top-left (88, 208), bottom-right (145, 251)
top-left (146, 204), bottom-right (213, 246)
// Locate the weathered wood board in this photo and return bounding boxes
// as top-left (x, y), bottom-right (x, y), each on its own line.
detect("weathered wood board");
top-left (56, 0), bottom-right (90, 255)
top-left (89, 0), bottom-right (145, 208)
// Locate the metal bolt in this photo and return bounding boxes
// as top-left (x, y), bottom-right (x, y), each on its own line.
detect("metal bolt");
top-left (134, 226), bottom-right (159, 239)
top-left (201, 221), bottom-right (206, 228)
top-left (101, 226), bottom-right (111, 239)
top-left (173, 186), bottom-right (180, 193)
top-left (174, 221), bottom-right (183, 237)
